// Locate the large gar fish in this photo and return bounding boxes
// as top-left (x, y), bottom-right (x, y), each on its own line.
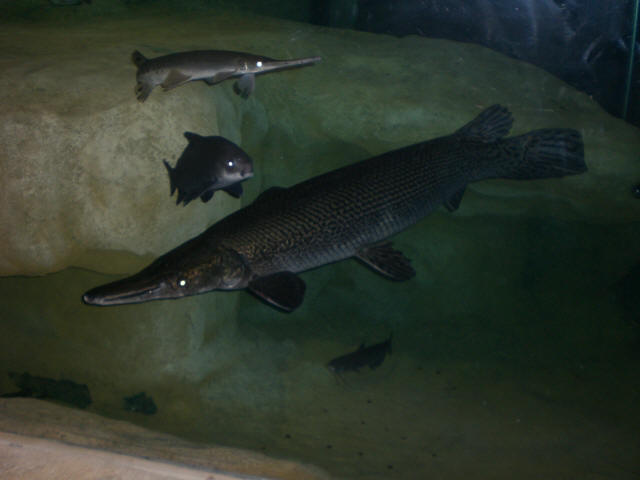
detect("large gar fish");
top-left (132, 49), bottom-right (322, 101)
top-left (83, 105), bottom-right (586, 312)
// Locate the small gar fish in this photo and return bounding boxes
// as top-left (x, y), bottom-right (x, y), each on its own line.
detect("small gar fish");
top-left (83, 105), bottom-right (586, 312)
top-left (327, 335), bottom-right (392, 374)
top-left (131, 49), bottom-right (322, 102)
top-left (163, 132), bottom-right (254, 206)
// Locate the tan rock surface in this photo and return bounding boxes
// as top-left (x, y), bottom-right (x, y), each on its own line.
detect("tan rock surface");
top-left (0, 398), bottom-right (330, 480)
top-left (1, 12), bottom-right (639, 277)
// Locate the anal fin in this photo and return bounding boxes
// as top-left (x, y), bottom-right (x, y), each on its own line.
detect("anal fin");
top-left (200, 190), bottom-right (214, 203)
top-left (355, 243), bottom-right (415, 281)
top-left (223, 183), bottom-right (243, 198)
top-left (444, 186), bottom-right (466, 212)
top-left (203, 71), bottom-right (234, 85)
top-left (248, 272), bottom-right (306, 312)
top-left (233, 74), bottom-right (255, 99)
top-left (161, 70), bottom-right (192, 91)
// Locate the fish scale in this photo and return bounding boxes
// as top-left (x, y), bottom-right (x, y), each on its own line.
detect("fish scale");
top-left (212, 136), bottom-right (509, 275)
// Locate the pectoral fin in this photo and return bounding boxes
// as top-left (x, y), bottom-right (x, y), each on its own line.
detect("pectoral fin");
top-left (233, 74), bottom-right (255, 99)
top-left (248, 272), bottom-right (306, 312)
top-left (161, 70), bottom-right (192, 91)
top-left (203, 71), bottom-right (235, 85)
top-left (184, 131), bottom-right (203, 143)
top-left (200, 190), bottom-right (214, 203)
top-left (223, 183), bottom-right (243, 198)
top-left (355, 243), bottom-right (415, 281)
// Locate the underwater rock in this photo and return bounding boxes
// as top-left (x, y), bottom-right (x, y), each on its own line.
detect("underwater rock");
top-left (0, 11), bottom-right (638, 280)
top-left (0, 398), bottom-right (331, 480)
top-left (1, 372), bottom-right (91, 409)
top-left (123, 392), bottom-right (157, 415)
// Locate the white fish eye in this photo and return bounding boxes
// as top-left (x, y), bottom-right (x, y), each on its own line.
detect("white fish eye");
top-left (256, 61), bottom-right (263, 68)
top-left (178, 279), bottom-right (187, 287)
top-left (226, 160), bottom-right (235, 168)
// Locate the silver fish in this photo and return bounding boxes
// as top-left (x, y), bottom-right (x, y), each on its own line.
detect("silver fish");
top-left (131, 49), bottom-right (322, 102)
top-left (83, 105), bottom-right (586, 311)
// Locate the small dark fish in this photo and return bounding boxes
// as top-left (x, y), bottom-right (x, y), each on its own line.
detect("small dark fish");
top-left (123, 391), bottom-right (157, 415)
top-left (632, 184), bottom-right (640, 199)
top-left (327, 335), bottom-right (392, 374)
top-left (1, 372), bottom-right (91, 409)
top-left (163, 132), bottom-right (253, 206)
top-left (131, 50), bottom-right (321, 102)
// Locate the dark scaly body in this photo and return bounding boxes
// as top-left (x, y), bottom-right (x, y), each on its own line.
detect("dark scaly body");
top-left (213, 137), bottom-right (493, 275)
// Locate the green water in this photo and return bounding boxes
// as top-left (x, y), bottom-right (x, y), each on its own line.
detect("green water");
top-left (1, 2), bottom-right (639, 479)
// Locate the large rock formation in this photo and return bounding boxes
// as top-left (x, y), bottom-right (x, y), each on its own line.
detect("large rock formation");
top-left (1, 11), bottom-right (638, 277)
top-left (0, 398), bottom-right (330, 480)
top-left (1, 8), bottom-right (639, 480)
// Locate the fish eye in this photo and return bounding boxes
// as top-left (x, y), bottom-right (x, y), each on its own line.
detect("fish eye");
top-left (178, 279), bottom-right (187, 287)
top-left (226, 160), bottom-right (235, 169)
top-left (256, 61), bottom-right (263, 68)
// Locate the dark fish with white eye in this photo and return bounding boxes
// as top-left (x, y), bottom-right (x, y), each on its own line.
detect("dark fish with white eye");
top-left (163, 132), bottom-right (254, 206)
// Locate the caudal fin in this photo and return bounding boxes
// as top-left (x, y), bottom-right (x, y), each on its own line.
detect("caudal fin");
top-left (134, 82), bottom-right (153, 102)
top-left (500, 128), bottom-right (586, 180)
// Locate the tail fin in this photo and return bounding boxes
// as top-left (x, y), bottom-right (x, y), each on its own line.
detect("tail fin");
top-left (499, 128), bottom-right (586, 180)
top-left (162, 160), bottom-right (176, 195)
top-left (134, 82), bottom-right (153, 102)
top-left (131, 50), bottom-right (147, 68)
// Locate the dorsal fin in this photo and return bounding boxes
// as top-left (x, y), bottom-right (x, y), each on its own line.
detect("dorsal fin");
top-left (455, 104), bottom-right (513, 142)
top-left (183, 132), bottom-right (202, 143)
top-left (131, 50), bottom-right (147, 68)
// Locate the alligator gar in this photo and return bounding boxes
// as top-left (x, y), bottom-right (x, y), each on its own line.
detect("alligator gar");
top-left (83, 105), bottom-right (586, 311)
